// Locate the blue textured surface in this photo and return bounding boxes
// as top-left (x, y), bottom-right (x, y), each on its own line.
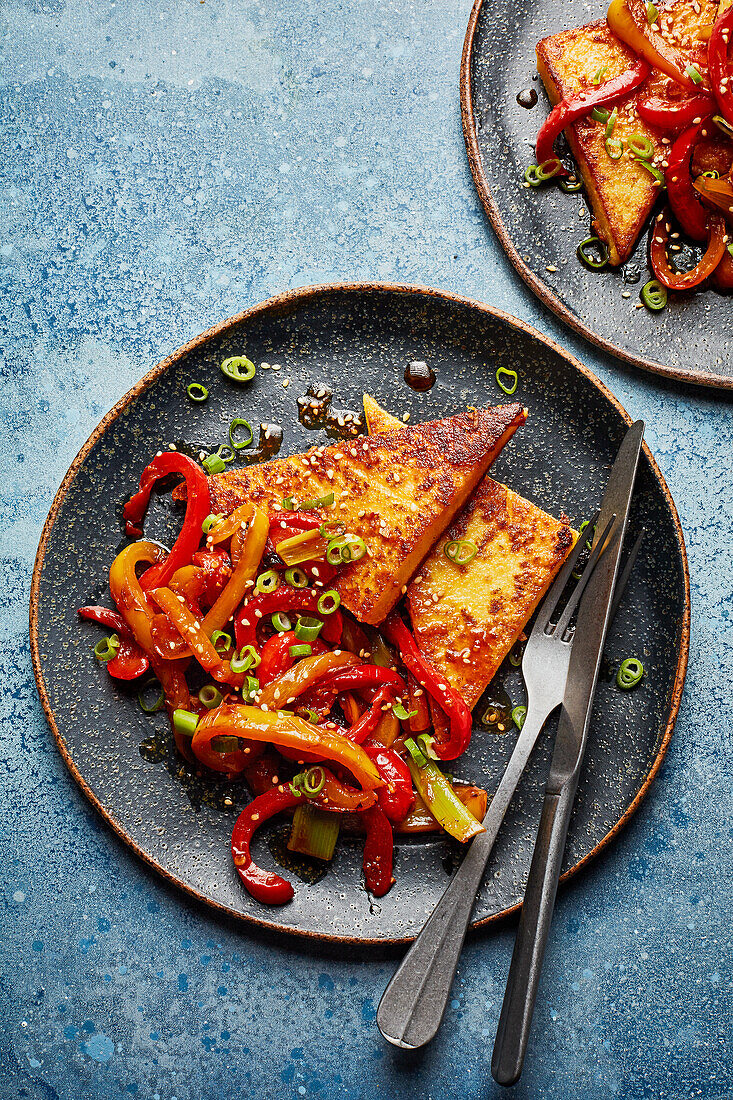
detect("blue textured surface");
top-left (2, 1), bottom-right (732, 1097)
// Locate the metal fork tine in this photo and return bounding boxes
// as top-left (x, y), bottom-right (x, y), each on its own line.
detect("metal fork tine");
top-left (553, 512), bottom-right (617, 639)
top-left (530, 509), bottom-right (601, 637)
top-left (609, 528), bottom-right (644, 625)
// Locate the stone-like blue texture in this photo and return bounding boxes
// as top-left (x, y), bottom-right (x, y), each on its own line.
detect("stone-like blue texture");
top-left (1, 1), bottom-right (732, 1097)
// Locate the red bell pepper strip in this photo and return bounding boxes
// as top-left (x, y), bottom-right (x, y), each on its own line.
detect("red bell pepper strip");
top-left (637, 93), bottom-right (714, 134)
top-left (363, 741), bottom-right (415, 822)
top-left (536, 58), bottom-right (650, 172)
top-left (231, 788), bottom-right (302, 904)
top-left (257, 631), bottom-right (328, 686)
top-left (666, 121), bottom-right (714, 240)
top-left (383, 613), bottom-right (472, 761)
top-left (345, 686), bottom-right (398, 745)
top-left (650, 209), bottom-right (728, 289)
top-left (709, 5), bottom-right (733, 128)
top-left (308, 665), bottom-right (406, 697)
top-left (234, 589), bottom-right (343, 649)
top-left (191, 549), bottom-right (232, 606)
top-left (360, 804), bottom-right (394, 897)
top-left (123, 453), bottom-right (210, 591)
top-left (78, 605), bottom-right (149, 680)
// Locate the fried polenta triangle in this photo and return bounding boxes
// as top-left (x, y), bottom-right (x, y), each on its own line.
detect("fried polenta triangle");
top-left (206, 402), bottom-right (526, 625)
top-left (363, 394), bottom-right (576, 709)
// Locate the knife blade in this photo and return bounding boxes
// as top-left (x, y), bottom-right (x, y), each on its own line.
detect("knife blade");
top-left (491, 419), bottom-right (644, 1087)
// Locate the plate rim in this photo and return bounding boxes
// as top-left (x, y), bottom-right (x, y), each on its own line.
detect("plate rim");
top-left (29, 280), bottom-right (691, 945)
top-left (460, 0), bottom-right (733, 392)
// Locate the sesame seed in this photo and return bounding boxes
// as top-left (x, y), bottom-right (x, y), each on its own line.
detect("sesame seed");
top-left (282, 378), bottom-right (290, 388)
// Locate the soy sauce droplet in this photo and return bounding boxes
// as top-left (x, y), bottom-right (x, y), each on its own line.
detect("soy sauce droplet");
top-left (404, 360), bottom-right (436, 391)
top-left (517, 87), bottom-right (538, 109)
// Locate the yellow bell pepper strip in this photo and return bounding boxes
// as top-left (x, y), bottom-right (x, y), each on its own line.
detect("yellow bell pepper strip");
top-left (193, 704), bottom-right (383, 790)
top-left (606, 0), bottom-right (698, 89)
top-left (256, 650), bottom-right (362, 710)
top-left (149, 587), bottom-right (244, 687)
top-left (201, 507), bottom-right (269, 637)
top-left (406, 753), bottom-right (485, 843)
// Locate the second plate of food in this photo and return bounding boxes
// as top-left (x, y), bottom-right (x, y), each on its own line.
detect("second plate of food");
top-left (31, 283), bottom-right (688, 943)
top-left (461, 0), bottom-right (733, 389)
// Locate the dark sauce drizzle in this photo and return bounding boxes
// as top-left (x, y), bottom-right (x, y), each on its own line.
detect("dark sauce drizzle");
top-left (296, 384), bottom-right (365, 439)
top-left (404, 360), bottom-right (436, 392)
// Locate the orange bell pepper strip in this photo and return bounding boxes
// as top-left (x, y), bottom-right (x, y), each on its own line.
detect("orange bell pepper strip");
top-left (201, 507), bottom-right (269, 637)
top-left (256, 650), bottom-right (362, 710)
top-left (193, 704), bottom-right (383, 790)
top-left (206, 503), bottom-right (253, 547)
top-left (149, 587), bottom-right (244, 686)
top-left (606, 0), bottom-right (697, 89)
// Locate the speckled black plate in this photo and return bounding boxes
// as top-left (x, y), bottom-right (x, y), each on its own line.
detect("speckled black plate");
top-left (30, 284), bottom-right (689, 944)
top-left (461, 0), bottom-right (733, 389)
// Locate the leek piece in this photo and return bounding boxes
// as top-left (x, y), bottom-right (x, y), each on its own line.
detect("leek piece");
top-left (406, 757), bottom-right (485, 843)
top-left (276, 528), bottom-right (328, 565)
top-left (287, 802), bottom-right (340, 860)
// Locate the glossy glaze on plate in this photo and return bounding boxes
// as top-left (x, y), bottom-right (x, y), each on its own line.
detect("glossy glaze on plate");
top-left (30, 283), bottom-right (689, 943)
top-left (461, 0), bottom-right (733, 389)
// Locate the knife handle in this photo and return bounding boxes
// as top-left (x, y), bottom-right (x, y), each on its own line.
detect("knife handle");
top-left (491, 777), bottom-right (578, 1086)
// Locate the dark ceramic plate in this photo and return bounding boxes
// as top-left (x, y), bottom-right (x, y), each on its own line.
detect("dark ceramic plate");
top-left (31, 284), bottom-right (689, 944)
top-left (461, 0), bottom-right (733, 389)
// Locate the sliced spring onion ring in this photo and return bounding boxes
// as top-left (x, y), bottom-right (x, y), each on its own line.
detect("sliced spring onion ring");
top-left (326, 534), bottom-right (366, 564)
top-left (289, 643), bottom-right (313, 659)
top-left (404, 736), bottom-right (428, 769)
top-left (605, 136), bottom-right (625, 160)
top-left (646, 1), bottom-right (658, 22)
top-left (202, 513), bottom-right (224, 534)
top-left (317, 590), bottom-right (340, 615)
top-left (685, 64), bottom-right (703, 86)
top-left (255, 570), bottom-right (280, 594)
top-left (444, 539), bottom-right (478, 565)
top-left (198, 684), bottom-right (224, 709)
top-left (297, 707), bottom-right (322, 724)
top-left (202, 453), bottom-right (225, 475)
top-left (508, 641), bottom-right (524, 667)
top-left (229, 418), bottom-right (254, 450)
top-left (628, 133), bottom-right (654, 159)
top-left (93, 634), bottom-right (120, 662)
top-left (577, 236), bottom-right (609, 270)
top-left (605, 107), bottom-right (618, 138)
top-left (284, 567), bottom-right (308, 588)
top-left (211, 630), bottom-right (232, 654)
top-left (559, 176), bottom-right (583, 193)
top-left (616, 657), bottom-right (644, 689)
top-left (591, 106), bottom-right (610, 122)
top-left (282, 491), bottom-right (335, 510)
top-left (640, 279), bottom-right (667, 312)
top-left (495, 367), bottom-right (518, 395)
top-left (592, 62), bottom-right (609, 84)
top-left (536, 158), bottom-right (562, 181)
top-left (220, 355), bottom-right (256, 382)
top-left (271, 612), bottom-right (292, 633)
top-left (511, 705), bottom-right (527, 730)
top-left (242, 675), bottom-right (260, 700)
top-left (138, 682), bottom-right (165, 713)
top-left (301, 766), bottom-right (326, 797)
top-left (636, 159), bottom-right (665, 187)
top-left (392, 703), bottom-right (418, 721)
top-left (524, 164), bottom-right (542, 188)
top-left (187, 382), bottom-right (209, 402)
top-left (172, 708), bottom-right (199, 739)
top-left (294, 616), bottom-right (323, 642)
top-left (319, 520), bottom-right (346, 538)
top-left (236, 644), bottom-right (260, 671)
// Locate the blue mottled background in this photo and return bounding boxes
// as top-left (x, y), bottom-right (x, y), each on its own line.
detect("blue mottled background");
top-left (2, 1), bottom-right (732, 1097)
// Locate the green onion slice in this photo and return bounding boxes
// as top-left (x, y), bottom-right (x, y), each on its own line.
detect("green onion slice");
top-left (524, 164), bottom-right (542, 188)
top-left (404, 736), bottom-right (428, 769)
top-left (536, 158), bottom-right (562, 181)
top-left (495, 367), bottom-right (518, 395)
top-left (198, 684), bottom-right (223, 710)
top-left (243, 675), bottom-right (260, 700)
top-left (616, 657), bottom-right (644, 690)
top-left (138, 682), bottom-right (165, 713)
top-left (636, 159), bottom-right (665, 187)
top-left (728, 242), bottom-right (733, 258)
top-left (605, 136), bottom-right (625, 160)
top-left (255, 569), bottom-right (280, 594)
top-left (592, 62), bottom-right (609, 84)
top-left (297, 707), bottom-right (322, 724)
top-left (713, 115), bottom-right (733, 140)
top-left (211, 630), bottom-right (232, 653)
top-left (559, 176), bottom-right (583, 193)
top-left (685, 64), bottom-right (703, 85)
top-left (640, 279), bottom-right (668, 312)
top-left (511, 705), bottom-right (527, 730)
top-left (202, 513), bottom-right (224, 534)
top-left (444, 539), bottom-right (478, 565)
top-left (187, 382), bottom-right (209, 402)
top-left (202, 453), bottom-right (225, 475)
top-left (301, 766), bottom-right (326, 797)
top-left (577, 236), bottom-right (609, 270)
top-left (591, 106), bottom-right (610, 123)
top-left (93, 634), bottom-right (120, 662)
top-left (319, 520), bottom-right (346, 539)
top-left (628, 133), bottom-right (654, 160)
top-left (701, 170), bottom-right (720, 180)
top-left (392, 703), bottom-right (418, 721)
top-left (271, 612), bottom-right (292, 633)
top-left (229, 418), bottom-right (254, 450)
top-left (294, 616), bottom-right (323, 642)
top-left (508, 641), bottom-right (524, 667)
top-left (230, 645), bottom-right (260, 674)
top-left (605, 107), bottom-right (618, 138)
top-left (210, 734), bottom-right (246, 754)
top-left (172, 708), bottom-right (199, 739)
top-left (646, 1), bottom-right (658, 22)
top-left (327, 534), bottom-right (366, 564)
top-left (317, 590), bottom-right (340, 616)
top-left (284, 567), bottom-right (308, 588)
top-left (289, 643), bottom-right (313, 659)
top-left (220, 355), bottom-right (256, 382)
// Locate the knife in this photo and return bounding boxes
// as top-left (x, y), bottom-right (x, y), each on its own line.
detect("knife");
top-left (491, 419), bottom-right (644, 1086)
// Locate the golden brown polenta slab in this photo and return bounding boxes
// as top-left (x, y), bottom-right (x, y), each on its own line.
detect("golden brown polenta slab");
top-left (205, 403), bottom-right (526, 625)
top-left (364, 394), bottom-right (576, 710)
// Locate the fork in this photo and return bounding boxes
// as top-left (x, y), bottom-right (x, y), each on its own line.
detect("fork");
top-left (377, 510), bottom-right (626, 1050)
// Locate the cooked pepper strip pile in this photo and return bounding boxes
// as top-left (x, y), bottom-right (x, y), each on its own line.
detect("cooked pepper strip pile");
top-left (78, 605), bottom-right (149, 680)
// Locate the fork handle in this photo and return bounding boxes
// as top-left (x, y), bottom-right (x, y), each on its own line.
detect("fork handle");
top-left (377, 706), bottom-right (549, 1050)
top-left (491, 775), bottom-right (578, 1086)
